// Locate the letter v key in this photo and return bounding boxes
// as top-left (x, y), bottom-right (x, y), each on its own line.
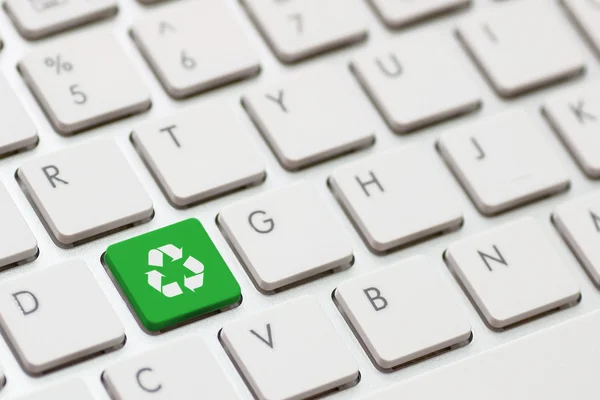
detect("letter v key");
top-left (250, 324), bottom-right (274, 349)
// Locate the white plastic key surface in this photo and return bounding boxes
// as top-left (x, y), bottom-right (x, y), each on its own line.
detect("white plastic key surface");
top-left (103, 337), bottom-right (239, 399)
top-left (329, 145), bottom-right (463, 253)
top-left (543, 81), bottom-right (600, 178)
top-left (351, 31), bottom-right (480, 133)
top-left (0, 260), bottom-right (125, 374)
top-left (563, 0), bottom-right (600, 56)
top-left (457, 1), bottom-right (585, 97)
top-left (19, 30), bottom-right (151, 135)
top-left (335, 256), bottom-right (471, 370)
top-left (241, 0), bottom-right (367, 63)
top-left (366, 309), bottom-right (600, 399)
top-left (554, 191), bottom-right (600, 287)
top-left (242, 65), bottom-right (376, 170)
top-left (0, 183), bottom-right (37, 269)
top-left (17, 380), bottom-right (94, 400)
top-left (438, 110), bottom-right (570, 215)
top-left (18, 139), bottom-right (153, 246)
top-left (0, 73), bottom-right (38, 157)
top-left (218, 182), bottom-right (353, 292)
top-left (4, 0), bottom-right (117, 40)
top-left (368, 0), bottom-right (470, 28)
top-left (445, 218), bottom-right (580, 329)
top-left (132, 102), bottom-right (266, 207)
top-left (220, 296), bottom-right (359, 400)
top-left (131, 0), bottom-right (260, 99)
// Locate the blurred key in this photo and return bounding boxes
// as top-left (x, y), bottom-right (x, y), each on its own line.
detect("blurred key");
top-left (132, 102), bottom-right (265, 207)
top-left (0, 73), bottom-right (38, 157)
top-left (445, 218), bottom-right (580, 329)
top-left (18, 139), bottom-right (153, 246)
top-left (19, 30), bottom-right (151, 135)
top-left (131, 0), bottom-right (260, 99)
top-left (0, 260), bottom-right (125, 374)
top-left (563, 0), bottom-right (600, 57)
top-left (457, 1), bottom-right (584, 97)
top-left (5, 0), bottom-right (117, 40)
top-left (242, 65), bottom-right (376, 170)
top-left (241, 0), bottom-right (367, 63)
top-left (103, 337), bottom-right (240, 399)
top-left (368, 0), bottom-right (470, 28)
top-left (220, 296), bottom-right (359, 400)
top-left (17, 380), bottom-right (93, 400)
top-left (0, 183), bottom-right (37, 269)
top-left (543, 81), bottom-right (600, 178)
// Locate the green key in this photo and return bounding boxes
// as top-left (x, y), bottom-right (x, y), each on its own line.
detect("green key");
top-left (104, 218), bottom-right (241, 333)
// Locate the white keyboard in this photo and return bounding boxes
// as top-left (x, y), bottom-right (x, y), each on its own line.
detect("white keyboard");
top-left (1, 0), bottom-right (600, 398)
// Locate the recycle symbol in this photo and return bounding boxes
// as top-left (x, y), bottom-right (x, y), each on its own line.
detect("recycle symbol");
top-left (146, 244), bottom-right (205, 298)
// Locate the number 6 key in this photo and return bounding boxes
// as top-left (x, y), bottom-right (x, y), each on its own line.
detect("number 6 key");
top-left (19, 30), bottom-right (151, 136)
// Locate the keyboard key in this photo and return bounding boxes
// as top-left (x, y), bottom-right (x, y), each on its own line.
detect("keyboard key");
top-left (104, 219), bottom-right (241, 333)
top-left (0, 74), bottom-right (38, 157)
top-left (131, 0), bottom-right (260, 99)
top-left (102, 337), bottom-right (239, 399)
top-left (242, 66), bottom-right (376, 170)
top-left (542, 82), bottom-right (600, 178)
top-left (351, 31), bottom-right (480, 134)
top-left (329, 145), bottom-right (463, 253)
top-left (19, 30), bottom-right (151, 135)
top-left (553, 191), bottom-right (600, 287)
top-left (220, 296), bottom-right (359, 400)
top-left (4, 0), bottom-right (117, 40)
top-left (0, 260), bottom-right (125, 374)
top-left (445, 218), bottom-right (580, 329)
top-left (335, 256), bottom-right (471, 370)
top-left (17, 380), bottom-right (93, 400)
top-left (368, 0), bottom-right (470, 28)
top-left (438, 110), bottom-right (570, 215)
top-left (563, 0), bottom-right (600, 56)
top-left (457, 1), bottom-right (585, 97)
top-left (132, 103), bottom-right (266, 207)
top-left (366, 309), bottom-right (600, 400)
top-left (241, 0), bottom-right (367, 63)
top-left (17, 139), bottom-right (153, 246)
top-left (0, 183), bottom-right (37, 269)
top-left (218, 182), bottom-right (353, 292)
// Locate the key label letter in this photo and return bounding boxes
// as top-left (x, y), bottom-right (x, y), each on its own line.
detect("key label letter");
top-left (250, 324), bottom-right (274, 349)
top-left (42, 165), bottom-right (68, 188)
top-left (477, 245), bottom-right (508, 272)
top-left (160, 125), bottom-right (181, 148)
top-left (265, 90), bottom-right (287, 113)
top-left (12, 291), bottom-right (39, 316)
top-left (248, 210), bottom-right (275, 234)
top-left (569, 100), bottom-right (597, 124)
top-left (471, 137), bottom-right (485, 160)
top-left (159, 21), bottom-right (176, 35)
top-left (375, 53), bottom-right (403, 78)
top-left (136, 367), bottom-right (162, 393)
top-left (355, 171), bottom-right (384, 197)
top-left (590, 210), bottom-right (600, 232)
top-left (363, 287), bottom-right (388, 312)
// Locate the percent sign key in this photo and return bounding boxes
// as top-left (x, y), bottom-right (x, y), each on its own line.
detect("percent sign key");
top-left (44, 54), bottom-right (73, 74)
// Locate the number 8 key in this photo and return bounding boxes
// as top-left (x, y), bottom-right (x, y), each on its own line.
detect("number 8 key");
top-left (19, 30), bottom-right (151, 136)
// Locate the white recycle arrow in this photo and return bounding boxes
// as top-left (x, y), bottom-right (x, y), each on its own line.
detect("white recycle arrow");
top-left (146, 245), bottom-right (205, 298)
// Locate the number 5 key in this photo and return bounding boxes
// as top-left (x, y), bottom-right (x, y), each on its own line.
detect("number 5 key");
top-left (19, 30), bottom-right (151, 136)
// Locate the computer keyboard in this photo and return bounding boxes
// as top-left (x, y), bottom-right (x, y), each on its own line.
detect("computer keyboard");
top-left (2, 0), bottom-right (600, 398)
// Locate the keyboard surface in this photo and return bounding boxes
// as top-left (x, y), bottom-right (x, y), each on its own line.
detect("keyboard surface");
top-left (2, 0), bottom-right (600, 398)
